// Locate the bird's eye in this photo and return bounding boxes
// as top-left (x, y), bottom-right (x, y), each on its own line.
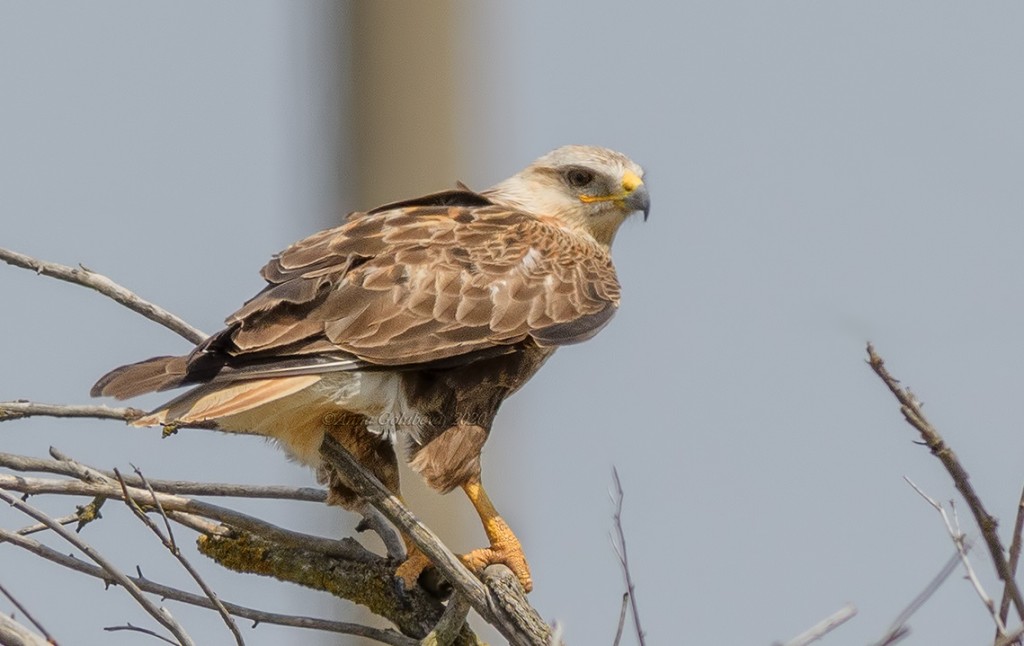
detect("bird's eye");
top-left (564, 167), bottom-right (595, 188)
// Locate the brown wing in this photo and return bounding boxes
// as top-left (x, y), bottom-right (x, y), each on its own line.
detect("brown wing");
top-left (188, 201), bottom-right (620, 378)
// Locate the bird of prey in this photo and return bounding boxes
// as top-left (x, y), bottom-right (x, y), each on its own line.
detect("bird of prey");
top-left (92, 145), bottom-right (649, 593)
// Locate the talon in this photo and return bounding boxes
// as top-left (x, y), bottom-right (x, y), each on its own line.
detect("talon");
top-left (395, 546), bottom-right (433, 590)
top-left (460, 536), bottom-right (533, 593)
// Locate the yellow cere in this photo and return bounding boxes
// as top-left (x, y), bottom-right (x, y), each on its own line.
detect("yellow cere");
top-left (621, 170), bottom-right (643, 193)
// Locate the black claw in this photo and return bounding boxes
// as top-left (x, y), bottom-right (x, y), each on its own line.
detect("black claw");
top-left (392, 576), bottom-right (413, 608)
top-left (420, 567), bottom-right (452, 599)
top-left (354, 518), bottom-right (371, 533)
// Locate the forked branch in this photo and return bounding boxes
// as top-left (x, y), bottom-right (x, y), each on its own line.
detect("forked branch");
top-left (866, 342), bottom-right (1024, 622)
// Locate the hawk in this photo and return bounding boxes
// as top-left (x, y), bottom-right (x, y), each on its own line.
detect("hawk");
top-left (92, 145), bottom-right (649, 593)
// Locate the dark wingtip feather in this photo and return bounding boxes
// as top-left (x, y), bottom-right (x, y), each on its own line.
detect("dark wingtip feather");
top-left (90, 355), bottom-right (188, 400)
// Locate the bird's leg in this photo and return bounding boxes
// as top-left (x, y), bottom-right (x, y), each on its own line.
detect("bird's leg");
top-left (394, 479), bottom-right (533, 593)
top-left (460, 477), bottom-right (533, 593)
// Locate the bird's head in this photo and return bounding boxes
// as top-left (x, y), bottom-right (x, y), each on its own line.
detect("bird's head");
top-left (484, 145), bottom-right (649, 247)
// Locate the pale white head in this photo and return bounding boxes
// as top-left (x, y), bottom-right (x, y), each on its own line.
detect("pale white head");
top-left (484, 145), bottom-right (649, 247)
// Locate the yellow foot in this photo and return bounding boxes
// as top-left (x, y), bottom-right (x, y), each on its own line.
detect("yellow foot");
top-left (395, 547), bottom-right (432, 590)
top-left (460, 537), bottom-right (533, 593)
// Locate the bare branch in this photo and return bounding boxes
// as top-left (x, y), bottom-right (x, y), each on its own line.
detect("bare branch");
top-left (0, 246), bottom-right (207, 344)
top-left (104, 623), bottom-right (178, 645)
top-left (0, 451), bottom-right (326, 502)
top-left (997, 624), bottom-right (1024, 646)
top-left (0, 612), bottom-right (51, 646)
top-left (777, 603), bottom-right (857, 646)
top-left (0, 451), bottom-right (463, 644)
top-left (866, 342), bottom-right (1024, 621)
top-left (612, 593), bottom-right (628, 646)
top-left (17, 512), bottom-right (80, 536)
top-left (114, 468), bottom-right (244, 646)
top-left (195, 525), bottom-right (455, 642)
top-left (904, 477), bottom-right (1006, 636)
top-left (872, 551), bottom-right (961, 645)
top-left (0, 473), bottom-right (368, 561)
top-left (0, 527), bottom-right (417, 646)
top-left (420, 594), bottom-right (471, 646)
top-left (356, 503), bottom-right (407, 562)
top-left (610, 467), bottom-right (646, 646)
top-left (1000, 485), bottom-right (1024, 631)
top-left (0, 581), bottom-right (58, 645)
top-left (0, 486), bottom-right (195, 646)
top-left (320, 435), bottom-right (558, 646)
top-left (0, 401), bottom-right (145, 424)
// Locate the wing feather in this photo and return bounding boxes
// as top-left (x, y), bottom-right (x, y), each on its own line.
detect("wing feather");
top-left (179, 198), bottom-right (621, 379)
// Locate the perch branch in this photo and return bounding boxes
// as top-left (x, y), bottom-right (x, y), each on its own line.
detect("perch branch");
top-left (866, 342), bottom-right (1024, 621)
top-left (0, 450), bottom-right (476, 644)
top-left (0, 246), bottom-right (206, 344)
top-left (195, 528), bottom-right (462, 643)
top-left (320, 435), bottom-right (557, 646)
top-left (0, 527), bottom-right (414, 646)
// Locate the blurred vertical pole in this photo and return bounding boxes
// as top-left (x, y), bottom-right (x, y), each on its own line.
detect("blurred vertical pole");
top-left (347, 0), bottom-right (471, 532)
top-left (340, 3), bottom-right (480, 643)
top-left (349, 2), bottom-right (460, 206)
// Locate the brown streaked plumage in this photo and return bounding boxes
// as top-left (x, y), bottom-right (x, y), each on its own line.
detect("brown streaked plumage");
top-left (92, 145), bottom-right (649, 593)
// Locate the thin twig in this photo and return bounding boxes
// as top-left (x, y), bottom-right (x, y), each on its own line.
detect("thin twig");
top-left (777, 603), bottom-right (857, 646)
top-left (610, 467), bottom-right (646, 646)
top-left (0, 247), bottom-right (207, 344)
top-left (0, 401), bottom-right (145, 424)
top-left (0, 486), bottom-right (195, 646)
top-left (866, 343), bottom-right (1024, 621)
top-left (0, 581), bottom-right (58, 644)
top-left (113, 468), bottom-right (244, 646)
top-left (130, 466), bottom-right (178, 550)
top-left (872, 550), bottom-right (962, 646)
top-left (1000, 485), bottom-right (1024, 631)
top-left (103, 623), bottom-right (178, 645)
top-left (17, 512), bottom-right (80, 536)
top-left (357, 503), bottom-right (407, 562)
top-left (0, 527), bottom-right (416, 646)
top-left (0, 451), bottom-right (326, 502)
top-left (904, 477), bottom-right (1006, 636)
top-left (612, 592), bottom-right (629, 646)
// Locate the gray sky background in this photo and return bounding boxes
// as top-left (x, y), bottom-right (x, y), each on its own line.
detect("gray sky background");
top-left (3, 3), bottom-right (1024, 645)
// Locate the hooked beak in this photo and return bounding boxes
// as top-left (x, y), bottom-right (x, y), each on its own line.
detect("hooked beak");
top-left (621, 170), bottom-right (650, 221)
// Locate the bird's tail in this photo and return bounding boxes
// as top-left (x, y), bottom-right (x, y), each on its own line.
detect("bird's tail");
top-left (90, 355), bottom-right (189, 400)
top-left (92, 353), bottom-right (325, 434)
